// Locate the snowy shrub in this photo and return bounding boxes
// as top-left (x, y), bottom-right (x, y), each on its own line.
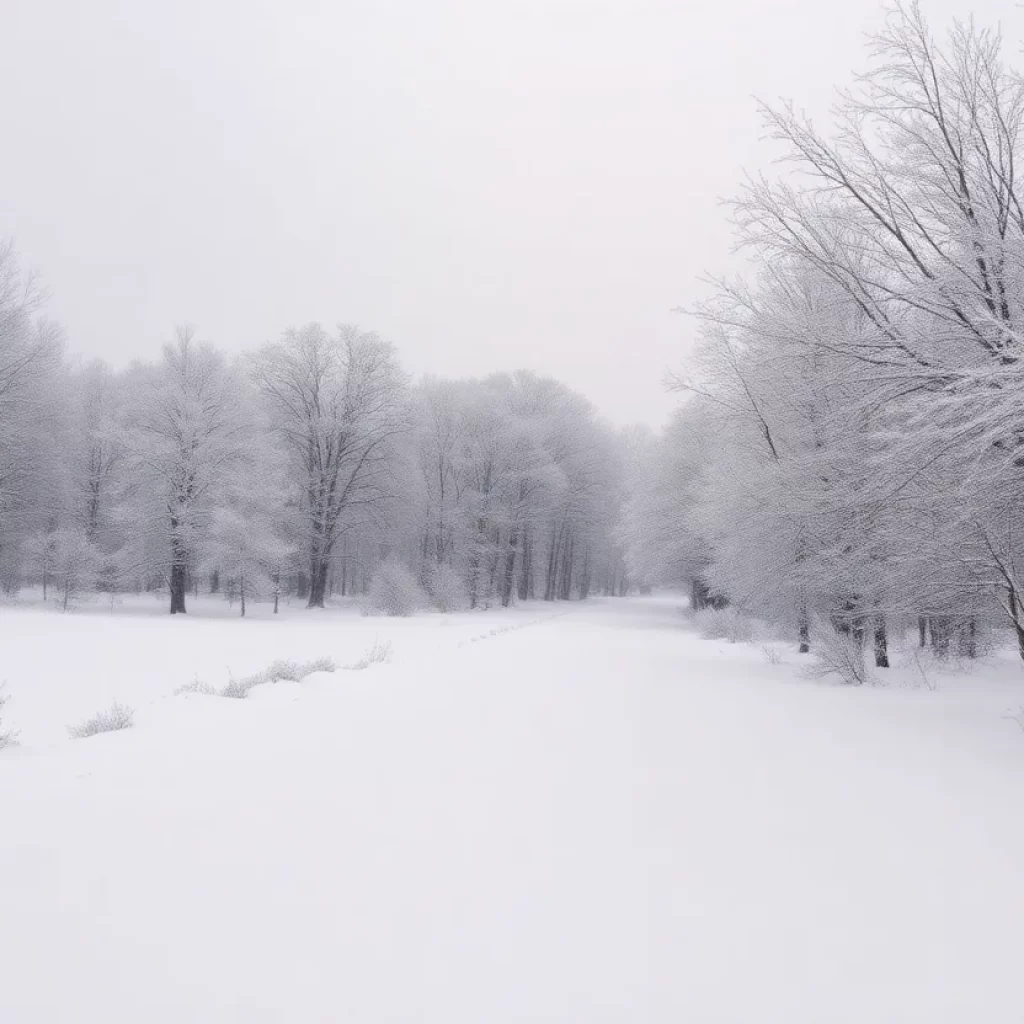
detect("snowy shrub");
top-left (365, 560), bottom-right (426, 617)
top-left (424, 563), bottom-right (469, 613)
top-left (175, 677), bottom-right (214, 696)
top-left (266, 659), bottom-right (302, 682)
top-left (760, 643), bottom-right (783, 666)
top-left (216, 656), bottom-right (335, 698)
top-left (219, 671), bottom-right (268, 699)
top-left (345, 639), bottom-right (393, 670)
top-left (298, 656), bottom-right (336, 676)
top-left (68, 701), bottom-right (134, 738)
top-left (692, 607), bottom-right (757, 644)
top-left (803, 622), bottom-right (872, 686)
top-left (0, 684), bottom-right (18, 749)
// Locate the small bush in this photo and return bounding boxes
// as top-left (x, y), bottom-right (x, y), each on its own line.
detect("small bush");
top-left (692, 607), bottom-right (757, 644)
top-left (298, 656), bottom-right (336, 676)
top-left (345, 639), bottom-right (393, 670)
top-left (218, 671), bottom-right (268, 699)
top-left (760, 643), bottom-right (783, 665)
top-left (216, 656), bottom-right (335, 698)
top-left (266, 659), bottom-right (302, 682)
top-left (365, 560), bottom-right (427, 617)
top-left (803, 621), bottom-right (872, 686)
top-left (175, 676), bottom-right (214, 696)
top-left (424, 563), bottom-right (469, 613)
top-left (68, 701), bottom-right (134, 739)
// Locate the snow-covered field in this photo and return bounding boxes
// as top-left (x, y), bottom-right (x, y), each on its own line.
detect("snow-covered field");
top-left (1, 594), bottom-right (1023, 1022)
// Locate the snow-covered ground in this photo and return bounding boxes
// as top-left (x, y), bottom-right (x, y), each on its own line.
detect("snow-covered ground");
top-left (1, 594), bottom-right (1023, 1022)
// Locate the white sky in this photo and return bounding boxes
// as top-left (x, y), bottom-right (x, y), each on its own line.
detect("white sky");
top-left (2, 0), bottom-right (1021, 425)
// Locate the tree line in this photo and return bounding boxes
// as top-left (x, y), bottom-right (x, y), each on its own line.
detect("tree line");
top-left (622, 3), bottom-right (1024, 667)
top-left (0, 259), bottom-right (633, 614)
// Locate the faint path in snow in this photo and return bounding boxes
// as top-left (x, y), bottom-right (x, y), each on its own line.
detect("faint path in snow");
top-left (455, 607), bottom-right (576, 648)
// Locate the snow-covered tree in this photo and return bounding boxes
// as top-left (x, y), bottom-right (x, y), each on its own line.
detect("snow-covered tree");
top-left (251, 324), bottom-right (410, 609)
top-left (124, 326), bottom-right (247, 613)
top-left (0, 241), bottom-right (65, 591)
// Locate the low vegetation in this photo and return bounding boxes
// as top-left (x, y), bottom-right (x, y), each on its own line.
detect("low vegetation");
top-left (68, 701), bottom-right (134, 739)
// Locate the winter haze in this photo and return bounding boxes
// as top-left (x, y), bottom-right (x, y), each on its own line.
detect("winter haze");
top-left (0, 0), bottom-right (1017, 424)
top-left (4, 3), bottom-right (1024, 1022)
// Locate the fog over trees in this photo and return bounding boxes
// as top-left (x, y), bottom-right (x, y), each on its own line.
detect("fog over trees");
top-left (0, 249), bottom-right (633, 614)
top-left (5, 2), bottom-right (1024, 677)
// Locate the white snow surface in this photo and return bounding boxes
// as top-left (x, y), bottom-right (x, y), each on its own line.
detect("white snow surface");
top-left (1, 593), bottom-right (1023, 1022)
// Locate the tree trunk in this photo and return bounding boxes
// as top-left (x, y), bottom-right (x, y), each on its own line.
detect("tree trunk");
top-left (560, 533), bottom-right (574, 600)
top-left (169, 561), bottom-right (187, 614)
top-left (240, 583), bottom-right (246, 617)
top-left (930, 615), bottom-right (951, 658)
top-left (169, 516), bottom-right (187, 614)
top-left (917, 616), bottom-right (927, 648)
top-left (1008, 586), bottom-right (1024, 662)
top-left (544, 524), bottom-right (559, 601)
top-left (500, 525), bottom-right (519, 608)
top-left (518, 530), bottom-right (532, 602)
top-left (798, 608), bottom-right (810, 654)
top-left (873, 614), bottom-right (889, 668)
top-left (308, 558), bottom-right (328, 609)
top-left (958, 616), bottom-right (977, 659)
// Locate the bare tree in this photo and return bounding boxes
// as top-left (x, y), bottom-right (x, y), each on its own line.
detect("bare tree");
top-left (251, 324), bottom-right (409, 609)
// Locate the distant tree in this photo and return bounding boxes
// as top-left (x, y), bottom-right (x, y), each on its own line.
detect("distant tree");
top-left (125, 325), bottom-right (247, 614)
top-left (0, 241), bottom-right (64, 589)
top-left (203, 507), bottom-right (292, 617)
top-left (22, 529), bottom-right (57, 601)
top-left (49, 528), bottom-right (102, 611)
top-left (252, 324), bottom-right (409, 609)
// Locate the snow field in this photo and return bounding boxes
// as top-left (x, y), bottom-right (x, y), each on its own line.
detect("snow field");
top-left (0, 595), bottom-right (1022, 1022)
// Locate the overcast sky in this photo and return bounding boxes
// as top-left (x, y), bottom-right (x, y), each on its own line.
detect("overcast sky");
top-left (2, 0), bottom-right (1021, 426)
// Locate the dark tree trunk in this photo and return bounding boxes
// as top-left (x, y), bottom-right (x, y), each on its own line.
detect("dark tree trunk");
top-left (579, 549), bottom-right (591, 600)
top-left (559, 533), bottom-right (574, 600)
top-left (957, 616), bottom-right (977, 659)
top-left (544, 524), bottom-right (559, 601)
top-left (918, 616), bottom-right (927, 648)
top-left (873, 614), bottom-right (889, 668)
top-left (169, 561), bottom-right (187, 614)
top-left (500, 526), bottom-right (519, 608)
top-left (211, 569), bottom-right (220, 594)
top-left (308, 558), bottom-right (328, 609)
top-left (1008, 586), bottom-right (1024, 662)
top-left (798, 609), bottom-right (810, 654)
top-left (930, 615), bottom-right (951, 658)
top-left (518, 530), bottom-right (532, 602)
